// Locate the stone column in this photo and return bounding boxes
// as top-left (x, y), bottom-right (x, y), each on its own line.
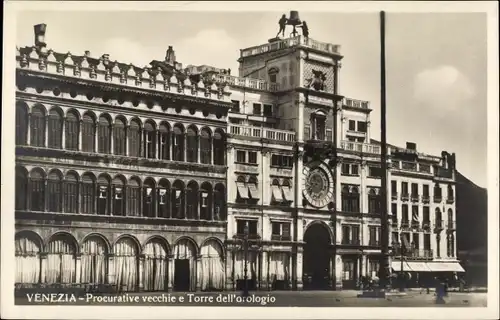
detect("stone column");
top-left (44, 115), bottom-right (49, 147)
top-left (296, 247), bottom-right (303, 290)
top-left (124, 125), bottom-right (129, 156)
top-left (94, 124), bottom-right (99, 153)
top-left (107, 253), bottom-right (115, 287)
top-left (168, 255), bottom-right (175, 292)
top-left (75, 253), bottom-right (82, 284)
top-left (27, 113), bottom-right (31, 145)
top-left (225, 249), bottom-right (233, 291)
top-left (196, 136), bottom-right (200, 163)
top-left (335, 255), bottom-right (343, 290)
top-left (154, 130), bottom-right (159, 159)
top-left (288, 252), bottom-right (293, 290)
top-left (361, 254), bottom-right (367, 277)
top-left (78, 120), bottom-right (83, 151)
top-left (195, 254), bottom-right (202, 291)
top-left (109, 124), bottom-right (114, 154)
top-left (40, 252), bottom-right (48, 283)
top-left (138, 254), bottom-right (145, 291)
top-left (61, 117), bottom-right (66, 149)
top-left (260, 251), bottom-right (267, 290)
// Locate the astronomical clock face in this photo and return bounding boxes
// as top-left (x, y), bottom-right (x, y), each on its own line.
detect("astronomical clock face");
top-left (302, 161), bottom-right (334, 208)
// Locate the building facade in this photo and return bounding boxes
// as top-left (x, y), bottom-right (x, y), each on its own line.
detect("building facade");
top-left (14, 22), bottom-right (462, 293)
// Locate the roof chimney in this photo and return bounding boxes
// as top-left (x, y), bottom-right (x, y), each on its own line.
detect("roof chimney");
top-left (84, 51), bottom-right (91, 57)
top-left (34, 24), bottom-right (47, 48)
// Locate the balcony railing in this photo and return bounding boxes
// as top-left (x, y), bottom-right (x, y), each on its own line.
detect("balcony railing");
top-left (213, 74), bottom-right (279, 92)
top-left (447, 220), bottom-right (456, 230)
top-left (434, 220), bottom-right (444, 230)
top-left (341, 240), bottom-right (361, 246)
top-left (368, 241), bottom-right (380, 247)
top-left (271, 234), bottom-right (292, 241)
top-left (343, 98), bottom-right (370, 109)
top-left (411, 220), bottom-right (420, 229)
top-left (419, 164), bottom-right (432, 174)
top-left (391, 192), bottom-right (398, 200)
top-left (234, 233), bottom-right (261, 240)
top-left (391, 219), bottom-right (399, 228)
top-left (421, 195), bottom-right (430, 204)
top-left (446, 197), bottom-right (455, 204)
top-left (433, 195), bottom-right (442, 203)
top-left (401, 161), bottom-right (417, 171)
top-left (422, 221), bottom-right (431, 232)
top-left (401, 220), bottom-right (410, 229)
top-left (229, 124), bottom-right (296, 142)
top-left (392, 247), bottom-right (433, 260)
top-left (411, 194), bottom-right (419, 202)
top-left (340, 141), bottom-right (381, 154)
top-left (400, 193), bottom-right (409, 201)
top-left (240, 35), bottom-right (340, 59)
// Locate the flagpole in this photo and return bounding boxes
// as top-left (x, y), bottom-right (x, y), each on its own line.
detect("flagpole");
top-left (378, 10), bottom-right (391, 290)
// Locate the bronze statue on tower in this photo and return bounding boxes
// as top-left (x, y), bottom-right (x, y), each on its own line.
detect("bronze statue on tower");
top-left (274, 11), bottom-right (309, 39)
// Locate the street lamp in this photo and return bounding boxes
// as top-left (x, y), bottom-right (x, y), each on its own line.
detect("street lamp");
top-left (231, 221), bottom-right (261, 297)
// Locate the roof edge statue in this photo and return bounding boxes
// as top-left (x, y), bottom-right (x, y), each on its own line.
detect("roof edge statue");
top-left (272, 10), bottom-right (309, 42)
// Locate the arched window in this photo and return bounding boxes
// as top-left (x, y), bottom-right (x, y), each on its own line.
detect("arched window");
top-left (15, 233), bottom-right (41, 284)
top-left (45, 235), bottom-right (76, 284)
top-left (81, 236), bottom-right (108, 284)
top-left (172, 125), bottom-right (184, 161)
top-left (129, 119), bottom-right (141, 157)
top-left (143, 239), bottom-right (168, 291)
top-left (16, 102), bottom-right (28, 145)
top-left (158, 123), bottom-right (170, 160)
top-left (113, 117), bottom-right (126, 155)
top-left (341, 185), bottom-right (360, 213)
top-left (200, 128), bottom-right (212, 164)
top-left (213, 130), bottom-right (225, 165)
top-left (65, 110), bottom-right (79, 150)
top-left (368, 188), bottom-right (381, 214)
top-left (81, 173), bottom-right (95, 214)
top-left (447, 208), bottom-right (453, 223)
top-left (25, 169), bottom-right (41, 216)
top-left (158, 179), bottom-right (170, 218)
top-left (30, 105), bottom-right (46, 147)
top-left (144, 121), bottom-right (156, 159)
top-left (15, 167), bottom-right (28, 210)
top-left (447, 184), bottom-right (454, 201)
top-left (172, 180), bottom-right (185, 219)
top-left (98, 115), bottom-right (111, 154)
top-left (434, 184), bottom-right (442, 201)
top-left (82, 113), bottom-right (96, 152)
top-left (47, 171), bottom-right (62, 212)
top-left (113, 238), bottom-right (139, 292)
top-left (186, 126), bottom-right (198, 163)
top-left (214, 184), bottom-right (226, 221)
top-left (186, 181), bottom-right (199, 220)
top-left (143, 178), bottom-right (156, 218)
top-left (112, 176), bottom-right (126, 216)
top-left (200, 182), bottom-right (212, 220)
top-left (127, 177), bottom-right (141, 217)
top-left (64, 172), bottom-right (79, 213)
top-left (97, 175), bottom-right (110, 215)
top-left (48, 109), bottom-right (63, 149)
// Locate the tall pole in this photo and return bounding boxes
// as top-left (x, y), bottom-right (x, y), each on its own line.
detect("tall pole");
top-left (378, 10), bottom-right (391, 290)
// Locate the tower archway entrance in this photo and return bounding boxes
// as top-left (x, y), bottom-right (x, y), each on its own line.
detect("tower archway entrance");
top-left (303, 222), bottom-right (332, 290)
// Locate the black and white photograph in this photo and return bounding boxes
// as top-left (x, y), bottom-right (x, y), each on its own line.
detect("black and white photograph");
top-left (1, 1), bottom-right (498, 319)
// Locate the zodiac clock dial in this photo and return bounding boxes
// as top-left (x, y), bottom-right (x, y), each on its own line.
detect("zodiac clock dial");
top-left (302, 161), bottom-right (334, 208)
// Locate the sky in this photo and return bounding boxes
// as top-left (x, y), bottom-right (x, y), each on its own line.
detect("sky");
top-left (15, 10), bottom-right (488, 187)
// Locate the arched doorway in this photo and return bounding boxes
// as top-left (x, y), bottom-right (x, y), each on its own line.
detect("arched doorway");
top-left (303, 222), bottom-right (332, 290)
